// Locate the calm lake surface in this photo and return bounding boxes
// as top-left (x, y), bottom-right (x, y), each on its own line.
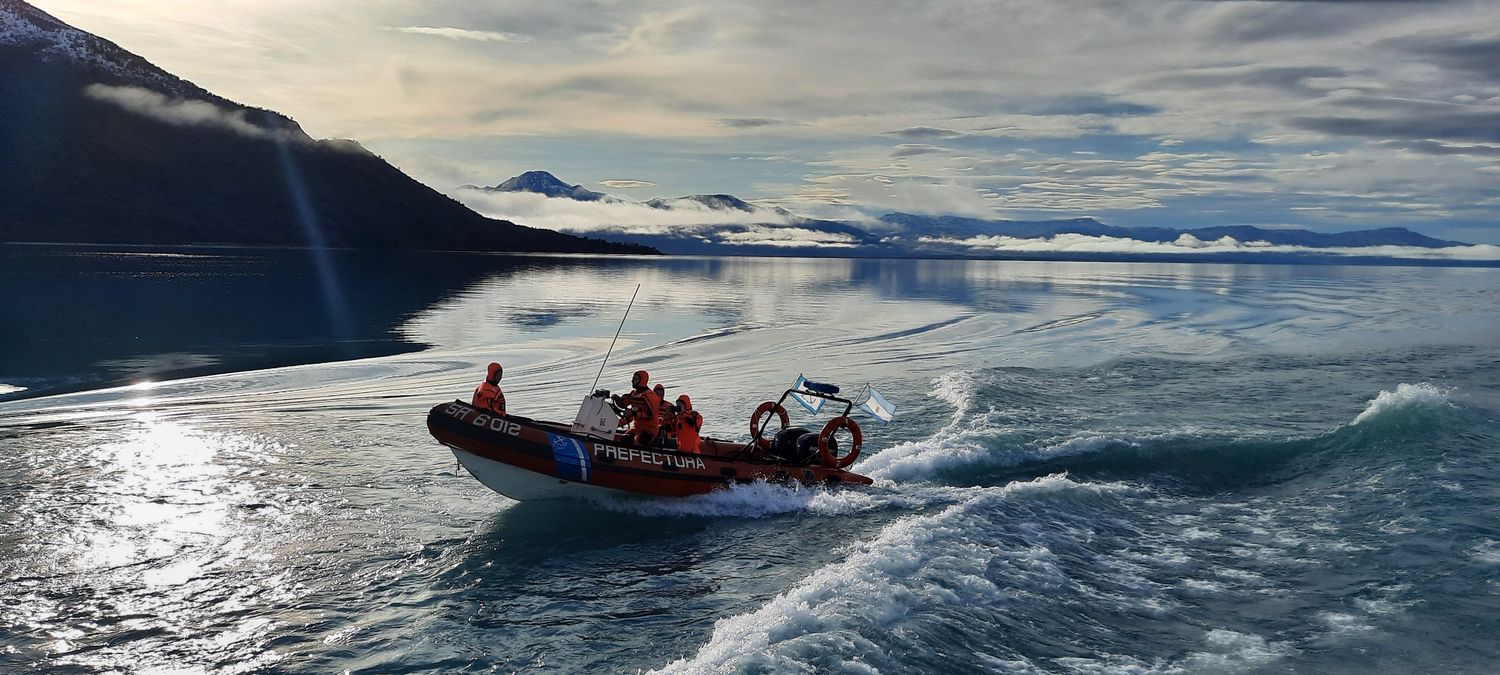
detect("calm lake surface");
top-left (2, 247), bottom-right (1498, 673)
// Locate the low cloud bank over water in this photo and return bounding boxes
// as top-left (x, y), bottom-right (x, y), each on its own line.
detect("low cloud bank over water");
top-left (462, 190), bottom-right (1500, 260)
top-left (921, 232), bottom-right (1500, 261)
top-left (459, 190), bottom-right (800, 234)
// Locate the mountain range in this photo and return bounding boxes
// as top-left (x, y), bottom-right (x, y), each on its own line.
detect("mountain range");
top-left (874, 213), bottom-right (1462, 249)
top-left (0, 1), bottom-right (647, 254)
top-left (463, 170), bottom-right (1467, 259)
top-left (0, 0), bottom-right (1473, 262)
top-left (459, 171), bottom-right (889, 255)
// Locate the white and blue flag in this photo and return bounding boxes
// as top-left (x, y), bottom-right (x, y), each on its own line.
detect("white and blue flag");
top-left (790, 374), bottom-right (825, 414)
top-left (859, 387), bottom-right (896, 424)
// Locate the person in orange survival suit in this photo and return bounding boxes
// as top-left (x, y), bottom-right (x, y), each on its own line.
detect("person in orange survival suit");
top-left (612, 370), bottom-right (662, 447)
top-left (472, 362), bottom-right (506, 414)
top-left (672, 394), bottom-right (704, 453)
top-left (653, 383), bottom-right (674, 444)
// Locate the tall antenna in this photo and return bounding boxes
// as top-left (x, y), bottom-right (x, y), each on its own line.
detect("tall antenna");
top-left (589, 284), bottom-right (641, 394)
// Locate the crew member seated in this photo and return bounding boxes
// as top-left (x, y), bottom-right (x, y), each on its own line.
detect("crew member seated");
top-left (657, 382), bottom-right (681, 447)
top-left (673, 394), bottom-right (704, 453)
top-left (653, 383), bottom-right (674, 445)
top-left (471, 362), bottom-right (506, 415)
top-left (613, 370), bottom-right (662, 447)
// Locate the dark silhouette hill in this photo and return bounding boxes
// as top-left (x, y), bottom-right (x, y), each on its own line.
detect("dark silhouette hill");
top-left (0, 1), bottom-right (650, 253)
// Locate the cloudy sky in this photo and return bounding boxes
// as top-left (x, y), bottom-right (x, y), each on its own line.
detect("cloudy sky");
top-left (34, 0), bottom-right (1500, 242)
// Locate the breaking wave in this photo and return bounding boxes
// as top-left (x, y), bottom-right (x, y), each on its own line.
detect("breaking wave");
top-left (1350, 382), bottom-right (1453, 426)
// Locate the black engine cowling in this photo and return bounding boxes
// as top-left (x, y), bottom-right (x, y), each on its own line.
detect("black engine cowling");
top-left (770, 426), bottom-right (837, 465)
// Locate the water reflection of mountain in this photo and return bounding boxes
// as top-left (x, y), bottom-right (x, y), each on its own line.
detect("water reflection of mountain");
top-left (0, 247), bottom-right (628, 399)
top-left (0, 248), bottom-right (1383, 402)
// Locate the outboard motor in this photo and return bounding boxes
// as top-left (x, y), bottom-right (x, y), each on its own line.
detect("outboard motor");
top-left (770, 427), bottom-right (839, 465)
top-left (771, 427), bottom-right (817, 464)
top-left (796, 431), bottom-right (833, 466)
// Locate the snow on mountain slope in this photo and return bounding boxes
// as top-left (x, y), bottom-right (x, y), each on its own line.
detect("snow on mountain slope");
top-left (1, 0), bottom-right (201, 96)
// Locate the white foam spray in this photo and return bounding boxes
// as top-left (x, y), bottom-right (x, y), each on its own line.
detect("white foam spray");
top-left (1350, 383), bottom-right (1453, 425)
top-left (1469, 539), bottom-right (1500, 565)
top-left (649, 475), bottom-right (1141, 674)
top-left (584, 480), bottom-right (967, 519)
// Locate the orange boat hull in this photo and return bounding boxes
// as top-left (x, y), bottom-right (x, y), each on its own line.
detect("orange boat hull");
top-left (427, 401), bottom-right (873, 500)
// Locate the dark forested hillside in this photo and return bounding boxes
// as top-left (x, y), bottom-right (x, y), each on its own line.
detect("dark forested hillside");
top-left (0, 1), bottom-right (650, 253)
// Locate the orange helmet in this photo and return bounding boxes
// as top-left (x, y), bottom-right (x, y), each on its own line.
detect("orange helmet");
top-left (653, 383), bottom-right (665, 397)
top-left (676, 394), bottom-right (692, 411)
top-left (486, 362), bottom-right (503, 382)
top-left (632, 370), bottom-right (649, 389)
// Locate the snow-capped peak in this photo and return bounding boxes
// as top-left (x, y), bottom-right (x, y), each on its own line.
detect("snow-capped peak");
top-left (484, 171), bottom-right (610, 201)
top-left (1, 0), bottom-right (196, 95)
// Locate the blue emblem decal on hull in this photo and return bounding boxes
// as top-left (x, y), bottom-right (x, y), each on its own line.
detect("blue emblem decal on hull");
top-left (547, 433), bottom-right (591, 482)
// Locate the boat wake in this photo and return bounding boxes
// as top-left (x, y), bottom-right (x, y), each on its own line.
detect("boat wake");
top-left (582, 479), bottom-right (954, 519)
top-left (575, 374), bottom-right (1464, 522)
top-left (646, 373), bottom-right (1471, 673)
top-left (858, 372), bottom-right (1463, 489)
top-left (649, 475), bottom-right (1184, 674)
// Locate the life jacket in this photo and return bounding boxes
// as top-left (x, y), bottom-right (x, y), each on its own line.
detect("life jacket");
top-left (472, 381), bottom-right (505, 414)
top-left (657, 395), bottom-right (675, 435)
top-left (674, 408), bottom-right (703, 453)
top-left (620, 387), bottom-right (661, 434)
top-left (651, 384), bottom-right (669, 426)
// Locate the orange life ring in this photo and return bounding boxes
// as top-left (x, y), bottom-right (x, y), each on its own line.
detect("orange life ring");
top-left (818, 416), bottom-right (862, 468)
top-left (750, 401), bottom-right (789, 449)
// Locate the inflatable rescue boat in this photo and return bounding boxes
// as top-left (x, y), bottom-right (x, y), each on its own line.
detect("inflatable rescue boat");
top-left (427, 383), bottom-right (876, 500)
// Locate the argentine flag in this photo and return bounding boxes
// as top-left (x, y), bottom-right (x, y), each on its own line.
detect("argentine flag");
top-left (859, 387), bottom-right (896, 423)
top-left (790, 374), bottom-right (825, 414)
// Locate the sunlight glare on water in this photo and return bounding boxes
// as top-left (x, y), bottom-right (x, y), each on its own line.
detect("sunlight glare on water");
top-left (2, 253), bottom-right (1498, 673)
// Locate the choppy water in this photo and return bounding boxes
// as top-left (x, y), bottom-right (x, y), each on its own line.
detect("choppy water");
top-left (2, 250), bottom-right (1498, 673)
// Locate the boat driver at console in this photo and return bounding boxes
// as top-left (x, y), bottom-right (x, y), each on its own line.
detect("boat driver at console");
top-left (613, 369), bottom-right (662, 447)
top-left (471, 362), bottom-right (506, 415)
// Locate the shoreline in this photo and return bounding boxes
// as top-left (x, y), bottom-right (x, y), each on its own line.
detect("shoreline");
top-left (3, 241), bottom-right (1497, 268)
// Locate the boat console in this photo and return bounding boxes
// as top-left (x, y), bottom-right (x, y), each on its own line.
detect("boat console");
top-left (571, 389), bottom-right (620, 439)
